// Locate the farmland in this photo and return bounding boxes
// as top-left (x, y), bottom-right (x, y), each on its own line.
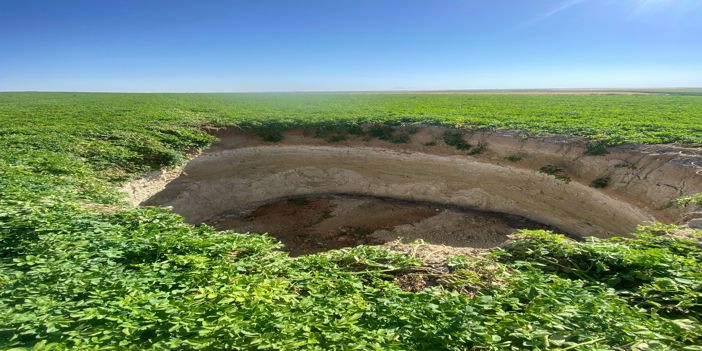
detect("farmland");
top-left (2, 92), bottom-right (702, 350)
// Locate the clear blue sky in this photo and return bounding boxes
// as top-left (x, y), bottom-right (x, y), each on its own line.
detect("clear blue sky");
top-left (1, 0), bottom-right (701, 92)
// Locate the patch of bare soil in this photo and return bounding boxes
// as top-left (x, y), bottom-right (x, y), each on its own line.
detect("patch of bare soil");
top-left (130, 125), bottom-right (702, 251)
top-left (210, 195), bottom-right (552, 255)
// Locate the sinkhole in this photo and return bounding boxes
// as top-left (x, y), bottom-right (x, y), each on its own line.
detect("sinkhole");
top-left (132, 127), bottom-right (700, 255)
top-left (207, 194), bottom-right (556, 256)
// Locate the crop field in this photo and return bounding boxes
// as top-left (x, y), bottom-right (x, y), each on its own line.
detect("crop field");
top-left (2, 92), bottom-right (702, 350)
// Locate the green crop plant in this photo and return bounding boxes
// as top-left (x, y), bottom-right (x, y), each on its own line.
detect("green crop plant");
top-left (585, 141), bottom-right (609, 156)
top-left (2, 92), bottom-right (702, 349)
top-left (677, 193), bottom-right (702, 208)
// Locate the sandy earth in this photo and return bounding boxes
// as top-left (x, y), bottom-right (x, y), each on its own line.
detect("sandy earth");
top-left (210, 195), bottom-right (552, 255)
top-left (205, 126), bottom-right (702, 221)
top-left (143, 143), bottom-right (654, 237)
top-left (123, 125), bottom-right (702, 254)
top-left (120, 152), bottom-right (200, 206)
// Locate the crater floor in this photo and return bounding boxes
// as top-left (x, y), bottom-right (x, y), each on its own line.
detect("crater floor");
top-left (127, 125), bottom-right (702, 254)
top-left (210, 195), bottom-right (554, 255)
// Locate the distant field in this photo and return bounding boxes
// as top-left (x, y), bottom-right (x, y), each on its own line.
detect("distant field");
top-left (2, 91), bottom-right (700, 183)
top-left (2, 92), bottom-right (702, 146)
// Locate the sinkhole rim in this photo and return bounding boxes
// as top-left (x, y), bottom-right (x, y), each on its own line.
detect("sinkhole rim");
top-left (135, 127), bottom-right (679, 248)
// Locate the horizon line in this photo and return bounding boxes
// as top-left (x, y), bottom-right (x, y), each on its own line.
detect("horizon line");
top-left (1, 87), bottom-right (701, 94)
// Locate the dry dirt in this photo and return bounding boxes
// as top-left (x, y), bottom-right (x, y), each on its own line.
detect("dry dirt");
top-left (142, 143), bottom-right (654, 237)
top-left (124, 125), bottom-right (702, 254)
top-left (120, 153), bottom-right (197, 206)
top-left (210, 195), bottom-right (552, 255)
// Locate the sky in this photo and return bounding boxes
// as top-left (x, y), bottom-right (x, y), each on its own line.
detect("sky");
top-left (1, 0), bottom-right (701, 92)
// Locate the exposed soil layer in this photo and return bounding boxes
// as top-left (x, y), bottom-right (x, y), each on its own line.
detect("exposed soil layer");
top-left (131, 125), bottom-right (702, 253)
top-left (210, 195), bottom-right (553, 255)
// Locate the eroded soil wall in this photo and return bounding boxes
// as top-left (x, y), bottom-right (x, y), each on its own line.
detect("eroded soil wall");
top-left (137, 126), bottom-right (701, 241)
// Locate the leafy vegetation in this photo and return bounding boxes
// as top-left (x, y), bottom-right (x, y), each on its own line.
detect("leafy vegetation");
top-left (2, 92), bottom-right (702, 349)
top-left (442, 130), bottom-right (472, 150)
top-left (614, 161), bottom-right (637, 169)
top-left (590, 175), bottom-right (611, 188)
top-left (365, 124), bottom-right (412, 144)
top-left (539, 164), bottom-right (571, 183)
top-left (504, 154), bottom-right (523, 162)
top-left (503, 226), bottom-right (702, 322)
top-left (585, 141), bottom-right (609, 156)
top-left (677, 193), bottom-right (702, 208)
top-left (3, 92), bottom-right (702, 147)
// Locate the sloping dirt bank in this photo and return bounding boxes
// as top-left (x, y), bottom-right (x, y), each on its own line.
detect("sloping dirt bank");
top-left (209, 195), bottom-right (554, 255)
top-left (130, 126), bottom-right (702, 251)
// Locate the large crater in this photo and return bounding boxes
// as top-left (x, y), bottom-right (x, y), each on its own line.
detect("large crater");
top-left (131, 126), bottom-right (702, 254)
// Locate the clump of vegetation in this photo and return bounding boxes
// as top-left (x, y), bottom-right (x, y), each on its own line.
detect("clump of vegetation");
top-left (389, 131), bottom-right (410, 144)
top-left (676, 193), bottom-right (702, 208)
top-left (255, 126), bottom-right (284, 142)
top-left (614, 161), bottom-right (637, 169)
top-left (585, 140), bottom-right (609, 156)
top-left (308, 121), bottom-right (365, 140)
top-left (325, 134), bottom-right (347, 143)
top-left (503, 227), bottom-right (702, 319)
top-left (539, 164), bottom-right (571, 182)
top-left (367, 124), bottom-right (395, 140)
top-left (468, 142), bottom-right (487, 155)
top-left (504, 154), bottom-right (522, 162)
top-left (404, 125), bottom-right (419, 134)
top-left (590, 175), bottom-right (611, 188)
top-left (366, 124), bottom-right (411, 144)
top-left (442, 130), bottom-right (471, 151)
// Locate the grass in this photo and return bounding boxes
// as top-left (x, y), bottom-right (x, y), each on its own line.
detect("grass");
top-left (1, 92), bottom-right (702, 349)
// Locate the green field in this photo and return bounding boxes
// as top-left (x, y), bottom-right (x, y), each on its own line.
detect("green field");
top-left (2, 92), bottom-right (702, 350)
top-left (4, 92), bottom-right (702, 144)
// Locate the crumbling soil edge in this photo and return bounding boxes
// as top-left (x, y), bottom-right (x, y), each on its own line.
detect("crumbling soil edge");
top-left (123, 125), bottom-right (702, 236)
